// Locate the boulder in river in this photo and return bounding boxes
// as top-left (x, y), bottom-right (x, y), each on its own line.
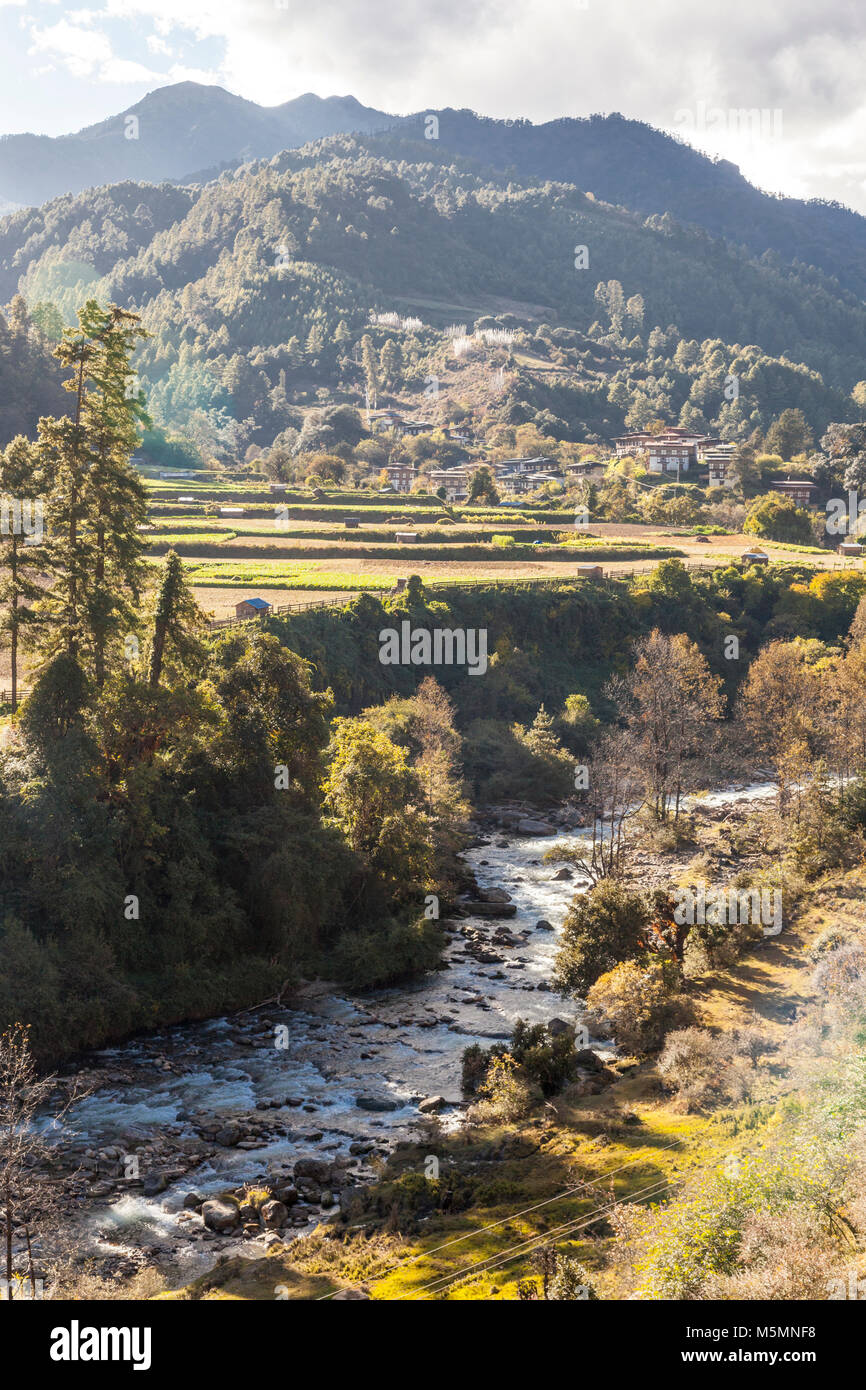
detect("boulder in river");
top-left (535, 919), bottom-right (554, 932)
top-left (293, 1158), bottom-right (335, 1184)
top-left (214, 1121), bottom-right (243, 1147)
top-left (142, 1172), bottom-right (169, 1197)
top-left (260, 1199), bottom-right (289, 1230)
top-left (547, 1017), bottom-right (573, 1038)
top-left (418, 1095), bottom-right (446, 1114)
top-left (470, 902), bottom-right (517, 919)
top-left (518, 819), bottom-right (556, 835)
top-left (355, 1095), bottom-right (400, 1113)
top-left (202, 1198), bottom-right (240, 1233)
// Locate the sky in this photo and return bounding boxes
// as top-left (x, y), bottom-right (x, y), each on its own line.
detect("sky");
top-left (3, 0), bottom-right (866, 212)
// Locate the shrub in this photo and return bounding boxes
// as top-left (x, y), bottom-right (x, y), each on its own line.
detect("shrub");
top-left (469, 1053), bottom-right (540, 1123)
top-left (658, 1027), bottom-right (754, 1109)
top-left (812, 944), bottom-right (866, 1029)
top-left (509, 1019), bottom-right (579, 1096)
top-left (586, 958), bottom-right (693, 1054)
top-left (554, 881), bottom-right (651, 998)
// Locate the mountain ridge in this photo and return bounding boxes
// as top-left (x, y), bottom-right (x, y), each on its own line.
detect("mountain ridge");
top-left (2, 82), bottom-right (865, 303)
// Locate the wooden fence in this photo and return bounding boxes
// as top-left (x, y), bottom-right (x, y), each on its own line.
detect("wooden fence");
top-left (206, 592), bottom-right (371, 631)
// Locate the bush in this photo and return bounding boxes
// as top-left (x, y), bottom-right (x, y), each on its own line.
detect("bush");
top-left (554, 881), bottom-right (651, 998)
top-left (469, 1054), bottom-right (541, 1123)
top-left (812, 944), bottom-right (866, 1030)
top-left (658, 1027), bottom-right (754, 1109)
top-left (462, 1019), bottom-right (579, 1099)
top-left (586, 958), bottom-right (693, 1054)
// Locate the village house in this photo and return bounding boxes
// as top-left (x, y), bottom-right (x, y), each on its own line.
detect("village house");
top-left (614, 428), bottom-right (718, 474)
top-left (839, 540), bottom-right (864, 558)
top-left (428, 465), bottom-right (471, 501)
top-left (443, 423), bottom-right (473, 445)
top-left (369, 409), bottom-right (431, 437)
top-left (566, 459), bottom-right (605, 478)
top-left (385, 461), bottom-right (418, 492)
top-left (235, 597), bottom-right (272, 619)
top-left (702, 444), bottom-right (738, 488)
top-left (770, 478), bottom-right (818, 507)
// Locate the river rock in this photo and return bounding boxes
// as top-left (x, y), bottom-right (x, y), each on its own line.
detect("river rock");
top-left (518, 819), bottom-right (556, 835)
top-left (470, 902), bottom-right (517, 919)
top-left (293, 1158), bottom-right (334, 1184)
top-left (355, 1095), bottom-right (400, 1112)
top-left (273, 1183), bottom-right (299, 1206)
top-left (418, 1095), bottom-right (446, 1114)
top-left (142, 1172), bottom-right (169, 1197)
top-left (552, 867), bottom-right (573, 880)
top-left (201, 1198), bottom-right (240, 1233)
top-left (182, 1191), bottom-right (204, 1210)
top-left (480, 887), bottom-right (512, 904)
top-left (547, 1017), bottom-right (573, 1038)
top-left (260, 1199), bottom-right (289, 1230)
top-left (535, 919), bottom-right (554, 931)
top-left (575, 1048), bottom-right (604, 1071)
top-left (214, 1122), bottom-right (243, 1147)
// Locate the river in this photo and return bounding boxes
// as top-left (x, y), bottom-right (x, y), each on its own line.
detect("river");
top-left (44, 782), bottom-right (776, 1282)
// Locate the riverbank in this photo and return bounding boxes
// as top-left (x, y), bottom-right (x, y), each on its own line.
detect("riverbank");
top-left (22, 780), bottom-right (791, 1297)
top-left (165, 801), bottom-right (865, 1301)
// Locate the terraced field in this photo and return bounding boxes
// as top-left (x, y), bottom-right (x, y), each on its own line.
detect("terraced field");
top-left (138, 470), bottom-right (861, 621)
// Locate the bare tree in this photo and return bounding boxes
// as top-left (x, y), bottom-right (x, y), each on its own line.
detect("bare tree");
top-left (0, 1024), bottom-right (81, 1300)
top-left (577, 725), bottom-right (645, 882)
top-left (628, 630), bottom-right (724, 821)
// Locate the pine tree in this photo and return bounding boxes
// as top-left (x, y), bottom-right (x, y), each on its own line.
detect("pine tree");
top-left (360, 334), bottom-right (379, 409)
top-left (0, 437), bottom-right (45, 711)
top-left (148, 550), bottom-right (204, 688)
top-left (525, 705), bottom-right (561, 757)
top-left (37, 301), bottom-right (149, 681)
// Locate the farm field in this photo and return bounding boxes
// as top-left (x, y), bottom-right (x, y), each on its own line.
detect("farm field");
top-left (136, 479), bottom-right (859, 622)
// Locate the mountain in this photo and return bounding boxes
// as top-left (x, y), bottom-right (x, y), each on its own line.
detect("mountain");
top-left (375, 109), bottom-right (866, 301)
top-left (0, 83), bottom-right (393, 207)
top-left (2, 83), bottom-right (866, 305)
top-left (1, 134), bottom-right (861, 455)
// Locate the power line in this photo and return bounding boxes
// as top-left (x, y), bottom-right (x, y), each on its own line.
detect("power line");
top-left (316, 1134), bottom-right (686, 1300)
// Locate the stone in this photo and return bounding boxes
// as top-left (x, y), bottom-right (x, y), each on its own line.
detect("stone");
top-left (552, 867), bottom-right (573, 880)
top-left (142, 1172), bottom-right (168, 1196)
top-left (201, 1198), bottom-right (240, 1233)
top-left (293, 1158), bottom-right (335, 1184)
top-left (214, 1122), bottom-right (243, 1147)
top-left (574, 1048), bottom-right (604, 1071)
top-left (355, 1095), bottom-right (400, 1112)
top-left (547, 1017), bottom-right (573, 1037)
top-left (274, 1183), bottom-right (299, 1206)
top-left (418, 1095), bottom-right (446, 1114)
top-left (535, 919), bottom-right (554, 932)
top-left (260, 1199), bottom-right (289, 1230)
top-left (182, 1191), bottom-right (204, 1210)
top-left (517, 819), bottom-right (556, 835)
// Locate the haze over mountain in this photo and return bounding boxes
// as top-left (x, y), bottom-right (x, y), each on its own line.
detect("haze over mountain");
top-left (2, 82), bottom-right (866, 306)
top-left (0, 83), bottom-right (393, 208)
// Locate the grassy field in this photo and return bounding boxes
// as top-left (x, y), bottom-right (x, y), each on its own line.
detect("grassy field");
top-left (132, 472), bottom-right (862, 621)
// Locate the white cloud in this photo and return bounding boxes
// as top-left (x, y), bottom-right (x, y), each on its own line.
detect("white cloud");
top-left (28, 19), bottom-right (113, 78)
top-left (16, 0), bottom-right (866, 210)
